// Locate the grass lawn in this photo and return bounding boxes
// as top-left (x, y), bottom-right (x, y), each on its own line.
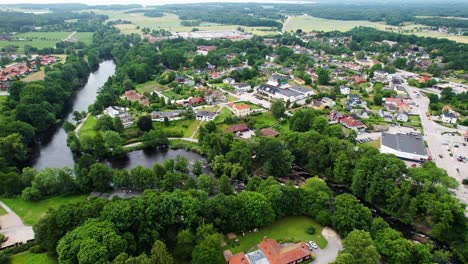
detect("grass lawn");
top-left (0, 195), bottom-right (87, 226)
top-left (0, 204), bottom-right (7, 216)
top-left (214, 107), bottom-right (234, 124)
top-left (226, 94), bottom-right (238, 102)
top-left (361, 139), bottom-right (381, 149)
top-left (160, 90), bottom-right (187, 100)
top-left (9, 252), bottom-right (57, 264)
top-left (225, 216), bottom-right (327, 254)
top-left (115, 24), bottom-right (142, 35)
top-left (78, 115), bottom-right (98, 138)
top-left (135, 80), bottom-right (166, 94)
top-left (237, 101), bottom-right (262, 110)
top-left (0, 32), bottom-right (71, 53)
top-left (22, 70), bottom-right (45, 82)
top-left (73, 32), bottom-right (94, 45)
top-left (156, 119), bottom-right (200, 138)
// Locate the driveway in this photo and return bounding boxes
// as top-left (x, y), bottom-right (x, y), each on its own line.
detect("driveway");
top-left (0, 201), bottom-right (35, 249)
top-left (313, 227), bottom-right (343, 264)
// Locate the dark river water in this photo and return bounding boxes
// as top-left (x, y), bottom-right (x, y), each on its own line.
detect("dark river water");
top-left (32, 60), bottom-right (207, 170)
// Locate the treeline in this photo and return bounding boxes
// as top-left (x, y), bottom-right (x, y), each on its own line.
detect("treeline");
top-left (414, 17), bottom-right (468, 29)
top-left (3, 3), bottom-right (142, 12)
top-left (0, 11), bottom-right (106, 33)
top-left (150, 3), bottom-right (283, 28)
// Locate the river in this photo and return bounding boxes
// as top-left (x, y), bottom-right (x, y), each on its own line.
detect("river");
top-left (32, 60), bottom-right (207, 170)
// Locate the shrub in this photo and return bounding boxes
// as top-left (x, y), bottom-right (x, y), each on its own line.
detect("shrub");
top-left (462, 178), bottom-right (468, 185)
top-left (306, 226), bottom-right (316, 235)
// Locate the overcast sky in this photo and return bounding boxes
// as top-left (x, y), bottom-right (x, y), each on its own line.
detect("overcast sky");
top-left (1, 0), bottom-right (316, 5)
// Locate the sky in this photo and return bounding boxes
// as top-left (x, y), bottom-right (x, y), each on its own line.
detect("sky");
top-left (0, 0), bottom-right (316, 5)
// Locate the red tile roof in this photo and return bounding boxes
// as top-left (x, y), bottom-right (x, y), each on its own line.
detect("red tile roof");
top-left (340, 116), bottom-right (366, 128)
top-left (227, 252), bottom-right (250, 264)
top-left (261, 128), bottom-right (279, 137)
top-left (258, 239), bottom-right (311, 264)
top-left (226, 123), bottom-right (249, 133)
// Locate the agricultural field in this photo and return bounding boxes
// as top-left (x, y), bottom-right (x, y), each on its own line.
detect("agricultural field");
top-left (92, 10), bottom-right (280, 36)
top-left (0, 195), bottom-right (87, 225)
top-left (284, 15), bottom-right (468, 43)
top-left (224, 216), bottom-right (327, 254)
top-left (0, 32), bottom-right (70, 53)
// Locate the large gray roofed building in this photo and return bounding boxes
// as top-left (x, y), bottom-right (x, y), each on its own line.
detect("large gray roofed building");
top-left (380, 132), bottom-right (428, 161)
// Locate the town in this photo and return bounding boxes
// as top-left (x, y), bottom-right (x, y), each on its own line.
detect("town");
top-left (0, 2), bottom-right (467, 264)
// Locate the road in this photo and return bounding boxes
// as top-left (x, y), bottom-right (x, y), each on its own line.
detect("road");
top-left (405, 84), bottom-right (468, 208)
top-left (0, 201), bottom-right (34, 249)
top-left (313, 227), bottom-right (343, 264)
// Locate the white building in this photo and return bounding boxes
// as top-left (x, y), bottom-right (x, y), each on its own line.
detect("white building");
top-left (380, 132), bottom-right (429, 161)
top-left (228, 102), bottom-right (251, 117)
top-left (340, 85), bottom-right (351, 95)
top-left (196, 111), bottom-right (217, 121)
top-left (151, 110), bottom-right (184, 122)
top-left (441, 112), bottom-right (457, 124)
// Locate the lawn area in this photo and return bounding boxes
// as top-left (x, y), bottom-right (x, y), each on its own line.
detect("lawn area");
top-left (237, 101), bottom-right (263, 110)
top-left (9, 252), bottom-right (57, 264)
top-left (156, 119), bottom-right (200, 138)
top-left (22, 70), bottom-right (45, 82)
top-left (115, 24), bottom-right (142, 35)
top-left (226, 94), bottom-right (238, 102)
top-left (0, 195), bottom-right (87, 225)
top-left (408, 115), bottom-right (422, 128)
top-left (225, 216), bottom-right (328, 254)
top-left (361, 139), bottom-right (381, 149)
top-left (135, 80), bottom-right (166, 94)
top-left (0, 32), bottom-right (71, 53)
top-left (160, 89), bottom-right (187, 100)
top-left (78, 115), bottom-right (98, 138)
top-left (0, 204), bottom-right (7, 215)
top-left (214, 107), bottom-right (234, 124)
top-left (73, 32), bottom-right (94, 45)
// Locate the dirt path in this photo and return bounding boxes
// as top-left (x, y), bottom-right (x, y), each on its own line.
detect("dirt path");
top-left (313, 227), bottom-right (343, 264)
top-left (0, 201), bottom-right (34, 249)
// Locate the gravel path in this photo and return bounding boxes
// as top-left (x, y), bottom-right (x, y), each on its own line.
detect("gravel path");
top-left (313, 227), bottom-right (343, 264)
top-left (0, 201), bottom-right (35, 249)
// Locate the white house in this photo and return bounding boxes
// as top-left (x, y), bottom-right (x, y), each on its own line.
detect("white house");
top-left (196, 111), bottom-right (217, 121)
top-left (233, 83), bottom-right (251, 92)
top-left (394, 111), bottom-right (409, 122)
top-left (340, 85), bottom-right (351, 95)
top-left (441, 112), bottom-right (457, 124)
top-left (223, 77), bottom-right (235, 85)
top-left (151, 110), bottom-right (184, 122)
top-left (104, 106), bottom-right (120, 118)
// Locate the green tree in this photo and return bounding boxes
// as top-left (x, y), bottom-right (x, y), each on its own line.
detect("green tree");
top-left (332, 194), bottom-right (372, 236)
top-left (95, 114), bottom-right (114, 131)
top-left (197, 174), bottom-right (218, 195)
top-left (0, 133), bottom-right (28, 165)
top-left (335, 230), bottom-right (380, 264)
top-left (192, 161), bottom-right (203, 176)
top-left (141, 129), bottom-right (168, 148)
top-left (175, 229), bottom-right (195, 260)
top-left (113, 117), bottom-right (124, 133)
top-left (150, 240), bottom-right (174, 264)
top-left (317, 67), bottom-right (330, 85)
top-left (219, 175), bottom-right (233, 195)
top-left (271, 99), bottom-right (286, 119)
top-left (256, 137), bottom-right (294, 178)
top-left (137, 116), bottom-right (153, 132)
top-left (104, 130), bottom-right (124, 156)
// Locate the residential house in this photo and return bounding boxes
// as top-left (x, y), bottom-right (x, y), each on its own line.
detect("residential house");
top-left (226, 123), bottom-right (249, 134)
top-left (441, 112), bottom-right (457, 124)
top-left (356, 59), bottom-right (374, 67)
top-left (394, 111), bottom-right (409, 122)
top-left (373, 70), bottom-right (387, 80)
top-left (268, 73), bottom-right (291, 86)
top-left (352, 75), bottom-right (366, 84)
top-left (151, 110), bottom-right (184, 122)
top-left (197, 45), bottom-right (217, 55)
top-left (340, 85), bottom-right (351, 95)
top-left (104, 106), bottom-right (121, 118)
top-left (293, 76), bottom-right (305, 85)
top-left (321, 97), bottom-right (336, 107)
top-left (311, 99), bottom-right (325, 110)
top-left (233, 83), bottom-right (251, 92)
top-left (196, 111), bottom-right (217, 121)
top-left (119, 113), bottom-right (135, 128)
top-left (329, 110), bottom-right (345, 123)
top-left (123, 90), bottom-right (149, 106)
top-left (377, 109), bottom-right (393, 122)
top-left (358, 109), bottom-right (371, 119)
top-left (343, 62), bottom-right (361, 71)
top-left (339, 115), bottom-right (367, 131)
top-left (225, 238), bottom-right (311, 264)
top-left (223, 77), bottom-right (235, 85)
top-left (384, 103), bottom-right (399, 112)
top-left (188, 96), bottom-right (204, 106)
top-left (205, 89), bottom-right (226, 104)
top-left (265, 54), bottom-right (278, 62)
top-left (228, 102), bottom-right (250, 117)
top-left (261, 128), bottom-right (279, 138)
top-left (347, 94), bottom-right (365, 108)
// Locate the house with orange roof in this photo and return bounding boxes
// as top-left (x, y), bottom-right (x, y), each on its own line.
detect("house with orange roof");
top-left (228, 102), bottom-right (251, 117)
top-left (122, 90), bottom-right (149, 106)
top-left (225, 238), bottom-right (312, 264)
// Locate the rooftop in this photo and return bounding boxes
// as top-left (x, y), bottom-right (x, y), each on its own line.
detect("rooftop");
top-left (381, 132), bottom-right (428, 156)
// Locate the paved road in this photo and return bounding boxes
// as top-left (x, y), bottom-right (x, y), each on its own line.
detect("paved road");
top-left (0, 201), bottom-right (34, 249)
top-left (313, 227), bottom-right (343, 264)
top-left (405, 84), bottom-right (468, 208)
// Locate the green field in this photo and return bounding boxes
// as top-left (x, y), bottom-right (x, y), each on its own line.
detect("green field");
top-left (91, 11), bottom-right (279, 36)
top-left (78, 115), bottom-right (98, 139)
top-left (0, 32), bottom-right (71, 53)
top-left (0, 204), bottom-right (7, 215)
top-left (361, 139), bottom-right (381, 149)
top-left (214, 107), bottom-right (234, 124)
top-left (0, 195), bottom-right (87, 225)
top-left (135, 80), bottom-right (166, 94)
top-left (9, 252), bottom-right (57, 264)
top-left (73, 32), bottom-right (94, 45)
top-left (225, 216), bottom-right (327, 254)
top-left (284, 15), bottom-right (468, 43)
top-left (155, 119), bottom-right (201, 138)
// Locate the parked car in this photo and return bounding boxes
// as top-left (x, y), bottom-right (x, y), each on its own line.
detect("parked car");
top-left (439, 154), bottom-right (443, 159)
top-left (308, 241), bottom-right (318, 249)
top-left (305, 243), bottom-right (313, 251)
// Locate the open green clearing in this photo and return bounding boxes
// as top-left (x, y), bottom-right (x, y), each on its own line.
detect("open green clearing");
top-left (284, 15), bottom-right (468, 43)
top-left (9, 252), bottom-right (57, 264)
top-left (135, 80), bottom-right (166, 94)
top-left (361, 139), bottom-right (381, 149)
top-left (0, 195), bottom-right (87, 225)
top-left (214, 107), bottom-right (234, 124)
top-left (78, 115), bottom-right (98, 138)
top-left (154, 119), bottom-right (201, 138)
top-left (225, 216), bottom-right (327, 254)
top-left (73, 32), bottom-right (94, 45)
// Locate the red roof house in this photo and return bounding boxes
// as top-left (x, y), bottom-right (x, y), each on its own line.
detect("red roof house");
top-left (261, 128), bottom-right (280, 138)
top-left (339, 116), bottom-right (367, 130)
top-left (226, 123), bottom-right (249, 134)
